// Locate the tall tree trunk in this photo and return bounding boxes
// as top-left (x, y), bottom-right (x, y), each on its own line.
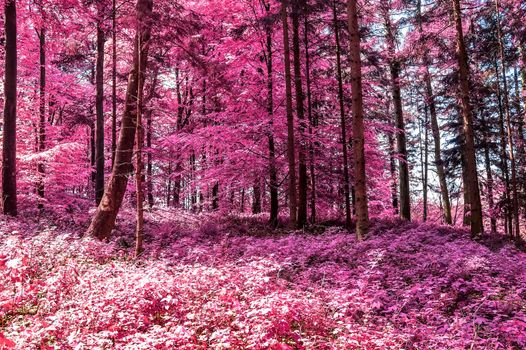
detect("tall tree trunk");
top-left (85, 0), bottom-right (153, 240)
top-left (495, 0), bottom-right (519, 239)
top-left (2, 0), bottom-right (17, 216)
top-left (281, 0), bottom-right (297, 228)
top-left (304, 16), bottom-right (316, 224)
top-left (494, 57), bottom-right (512, 235)
top-left (384, 11), bottom-right (410, 221)
top-left (481, 115), bottom-right (497, 233)
top-left (420, 106), bottom-right (429, 222)
top-left (135, 33), bottom-right (145, 257)
top-left (347, 0), bottom-right (369, 239)
top-left (37, 27), bottom-right (46, 210)
top-left (425, 73), bottom-right (452, 224)
top-left (146, 108), bottom-right (154, 208)
top-left (333, 3), bottom-right (352, 229)
top-left (291, 0), bottom-right (308, 228)
top-left (264, 1), bottom-right (279, 227)
top-left (417, 0), bottom-right (452, 224)
top-left (95, 13), bottom-right (105, 205)
top-left (452, 0), bottom-right (483, 236)
top-left (111, 0), bottom-right (118, 167)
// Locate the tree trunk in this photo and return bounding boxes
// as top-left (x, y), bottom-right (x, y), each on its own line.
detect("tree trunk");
top-left (421, 106), bottom-right (429, 222)
top-left (111, 0), bottom-right (118, 167)
top-left (426, 72), bottom-right (452, 224)
top-left (264, 1), bottom-right (279, 227)
top-left (495, 0), bottom-right (519, 239)
top-left (304, 16), bottom-right (316, 224)
top-left (384, 12), bottom-right (410, 221)
top-left (281, 0), bottom-right (297, 228)
top-left (452, 0), bottom-right (483, 236)
top-left (95, 14), bottom-right (105, 205)
top-left (37, 27), bottom-right (46, 210)
top-left (252, 179), bottom-right (262, 214)
top-left (481, 115), bottom-right (497, 233)
top-left (135, 33), bottom-right (145, 257)
top-left (85, 0), bottom-right (153, 240)
top-left (146, 108), bottom-right (154, 208)
top-left (333, 3), bottom-right (352, 229)
top-left (2, 0), bottom-right (17, 216)
top-left (291, 0), bottom-right (308, 228)
top-left (347, 0), bottom-right (369, 239)
top-left (494, 57), bottom-right (512, 235)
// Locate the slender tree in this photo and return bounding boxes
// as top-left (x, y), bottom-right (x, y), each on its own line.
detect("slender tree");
top-left (263, 0), bottom-right (279, 227)
top-left (95, 3), bottom-right (105, 205)
top-left (291, 0), bottom-right (308, 228)
top-left (384, 8), bottom-right (410, 221)
top-left (347, 0), bottom-right (369, 239)
top-left (451, 0), bottom-right (483, 236)
top-left (2, 0), bottom-right (18, 216)
top-left (281, 0), bottom-right (297, 228)
top-left (332, 2), bottom-right (352, 229)
top-left (37, 27), bottom-right (46, 209)
top-left (112, 0), bottom-right (118, 166)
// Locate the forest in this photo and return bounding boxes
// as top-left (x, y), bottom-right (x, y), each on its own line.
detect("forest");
top-left (0, 0), bottom-right (526, 348)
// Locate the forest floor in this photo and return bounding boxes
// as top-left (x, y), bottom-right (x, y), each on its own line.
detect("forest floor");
top-left (1, 209), bottom-right (526, 349)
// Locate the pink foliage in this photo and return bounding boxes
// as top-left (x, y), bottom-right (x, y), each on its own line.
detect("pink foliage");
top-left (1, 216), bottom-right (525, 349)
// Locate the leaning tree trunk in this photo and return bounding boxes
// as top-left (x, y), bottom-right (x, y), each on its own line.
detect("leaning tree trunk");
top-left (85, 0), bottom-right (153, 240)
top-left (347, 0), bottom-right (369, 239)
top-left (2, 0), bottom-right (18, 217)
top-left (95, 11), bottom-right (105, 205)
top-left (281, 0), bottom-right (297, 228)
top-left (452, 0), bottom-right (483, 236)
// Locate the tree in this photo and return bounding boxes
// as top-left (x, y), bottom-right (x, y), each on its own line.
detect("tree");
top-left (85, 0), bottom-right (153, 240)
top-left (2, 0), bottom-right (18, 216)
top-left (281, 0), bottom-right (297, 228)
top-left (95, 2), bottom-right (106, 205)
top-left (451, 0), bottom-right (483, 236)
top-left (332, 1), bottom-right (352, 229)
top-left (347, 0), bottom-right (369, 239)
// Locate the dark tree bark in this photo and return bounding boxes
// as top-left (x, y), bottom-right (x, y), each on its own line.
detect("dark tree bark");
top-left (384, 11), bottom-right (410, 221)
top-left (135, 33), bottom-right (145, 257)
top-left (263, 1), bottom-right (279, 227)
top-left (417, 0), bottom-right (452, 224)
top-left (304, 16), bottom-right (316, 224)
top-left (333, 2), bottom-right (352, 229)
top-left (481, 115), bottom-right (497, 233)
top-left (2, 0), bottom-right (18, 216)
top-left (347, 0), bottom-right (369, 239)
top-left (252, 179), bottom-right (262, 214)
top-left (85, 0), bottom-right (153, 240)
top-left (95, 10), bottom-right (105, 205)
top-left (112, 0), bottom-right (118, 167)
top-left (495, 0), bottom-right (519, 239)
top-left (291, 0), bottom-right (308, 228)
top-left (494, 57), bottom-right (512, 235)
top-left (452, 0), bottom-right (483, 236)
top-left (281, 0), bottom-right (297, 228)
top-left (37, 27), bottom-right (46, 209)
